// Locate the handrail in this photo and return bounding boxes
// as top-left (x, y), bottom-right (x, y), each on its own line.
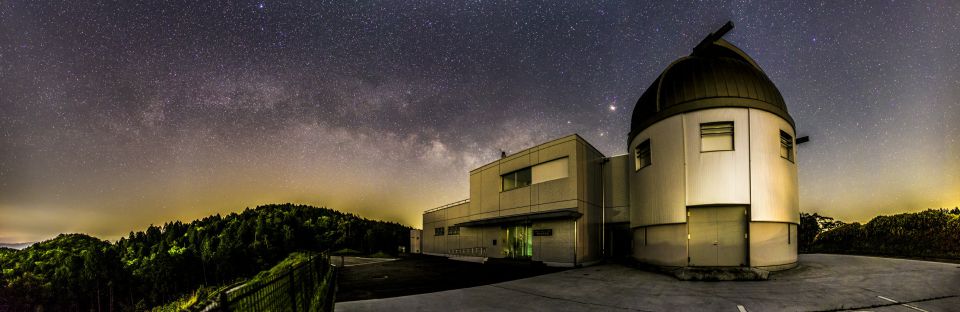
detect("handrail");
top-left (423, 198), bottom-right (469, 213)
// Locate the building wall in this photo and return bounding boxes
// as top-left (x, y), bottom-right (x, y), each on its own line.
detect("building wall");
top-left (749, 109), bottom-right (800, 223)
top-left (603, 154), bottom-right (631, 224)
top-left (578, 141), bottom-right (605, 264)
top-left (632, 224), bottom-right (687, 266)
top-left (469, 136), bottom-right (580, 220)
top-left (532, 220), bottom-right (576, 264)
top-left (422, 135), bottom-right (605, 265)
top-left (422, 202), bottom-right (473, 256)
top-left (749, 222), bottom-right (798, 268)
top-left (629, 114), bottom-right (686, 227)
top-left (683, 108), bottom-right (751, 206)
top-left (629, 107), bottom-right (799, 269)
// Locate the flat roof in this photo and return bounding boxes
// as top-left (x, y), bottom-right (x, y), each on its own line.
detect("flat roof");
top-left (469, 133), bottom-right (606, 174)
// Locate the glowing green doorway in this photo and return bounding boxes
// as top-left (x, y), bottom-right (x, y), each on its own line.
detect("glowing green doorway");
top-left (502, 224), bottom-right (533, 259)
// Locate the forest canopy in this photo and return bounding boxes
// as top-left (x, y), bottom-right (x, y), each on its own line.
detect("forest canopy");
top-left (0, 204), bottom-right (411, 311)
top-left (799, 207), bottom-right (960, 259)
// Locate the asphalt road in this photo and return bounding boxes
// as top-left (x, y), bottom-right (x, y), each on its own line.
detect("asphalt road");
top-left (336, 254), bottom-right (960, 311)
top-left (335, 255), bottom-right (565, 302)
top-left (331, 256), bottom-right (399, 267)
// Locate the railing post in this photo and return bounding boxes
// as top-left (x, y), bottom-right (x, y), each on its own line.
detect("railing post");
top-left (219, 291), bottom-right (229, 312)
top-left (289, 265), bottom-right (298, 312)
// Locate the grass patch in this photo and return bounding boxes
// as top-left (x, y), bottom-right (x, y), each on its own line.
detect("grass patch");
top-left (150, 284), bottom-right (232, 312)
top-left (151, 252), bottom-right (318, 311)
top-left (248, 252), bottom-right (314, 284)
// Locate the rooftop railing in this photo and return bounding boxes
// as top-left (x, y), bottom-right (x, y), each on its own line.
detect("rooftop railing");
top-left (423, 198), bottom-right (470, 214)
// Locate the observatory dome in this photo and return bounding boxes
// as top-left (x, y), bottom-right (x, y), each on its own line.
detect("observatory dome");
top-left (628, 37), bottom-right (795, 145)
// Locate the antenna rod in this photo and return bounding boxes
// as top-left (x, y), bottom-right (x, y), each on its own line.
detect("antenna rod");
top-left (693, 21), bottom-right (735, 53)
top-left (714, 21), bottom-right (734, 39)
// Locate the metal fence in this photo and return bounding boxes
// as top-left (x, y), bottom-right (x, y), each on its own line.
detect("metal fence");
top-left (200, 253), bottom-right (338, 312)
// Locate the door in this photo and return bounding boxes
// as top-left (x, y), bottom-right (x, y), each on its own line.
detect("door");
top-left (502, 224), bottom-right (532, 259)
top-left (688, 206), bottom-right (746, 266)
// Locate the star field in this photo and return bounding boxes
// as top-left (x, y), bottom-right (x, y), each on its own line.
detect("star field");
top-left (1, 1), bottom-right (958, 242)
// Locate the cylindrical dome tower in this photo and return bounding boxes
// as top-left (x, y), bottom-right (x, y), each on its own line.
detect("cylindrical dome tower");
top-left (628, 23), bottom-right (799, 271)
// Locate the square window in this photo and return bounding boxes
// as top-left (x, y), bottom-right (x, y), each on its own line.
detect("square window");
top-left (501, 168), bottom-right (531, 191)
top-left (700, 122), bottom-right (734, 152)
top-left (635, 139), bottom-right (651, 170)
top-left (434, 227), bottom-right (444, 236)
top-left (780, 130), bottom-right (794, 162)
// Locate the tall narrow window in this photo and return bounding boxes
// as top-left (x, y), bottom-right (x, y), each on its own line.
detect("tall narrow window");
top-left (635, 139), bottom-right (651, 170)
top-left (700, 122), bottom-right (734, 152)
top-left (501, 167), bottom-right (531, 191)
top-left (780, 130), bottom-right (794, 162)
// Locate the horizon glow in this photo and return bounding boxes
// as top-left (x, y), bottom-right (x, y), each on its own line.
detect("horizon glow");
top-left (1, 1), bottom-right (958, 243)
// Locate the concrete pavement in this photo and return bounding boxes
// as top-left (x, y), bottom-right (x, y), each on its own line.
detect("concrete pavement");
top-left (336, 254), bottom-right (960, 311)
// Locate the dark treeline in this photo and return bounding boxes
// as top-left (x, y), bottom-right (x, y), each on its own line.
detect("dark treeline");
top-left (799, 207), bottom-right (960, 259)
top-left (0, 204), bottom-right (411, 311)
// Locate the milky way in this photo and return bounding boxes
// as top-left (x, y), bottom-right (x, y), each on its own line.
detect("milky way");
top-left (1, 1), bottom-right (958, 242)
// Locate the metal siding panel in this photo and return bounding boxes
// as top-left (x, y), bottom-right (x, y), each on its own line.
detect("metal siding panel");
top-left (470, 172), bottom-right (482, 216)
top-left (480, 166), bottom-right (500, 213)
top-left (634, 224), bottom-right (688, 266)
top-left (603, 155), bottom-right (631, 223)
top-left (499, 187), bottom-right (531, 211)
top-left (499, 151), bottom-right (531, 174)
top-left (630, 115), bottom-right (686, 227)
top-left (748, 222), bottom-right (798, 267)
top-left (684, 108), bottom-right (751, 206)
top-left (605, 155), bottom-right (631, 208)
top-left (749, 109), bottom-right (800, 223)
top-left (448, 203), bottom-right (465, 219)
top-left (534, 220), bottom-right (574, 264)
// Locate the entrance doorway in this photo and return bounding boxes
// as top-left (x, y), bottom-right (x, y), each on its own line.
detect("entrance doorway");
top-left (687, 206), bottom-right (747, 266)
top-left (502, 224), bottom-right (532, 259)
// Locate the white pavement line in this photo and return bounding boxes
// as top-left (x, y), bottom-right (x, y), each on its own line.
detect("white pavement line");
top-left (736, 304), bottom-right (747, 312)
top-left (877, 296), bottom-right (898, 303)
top-left (901, 304), bottom-right (929, 312)
top-left (877, 296), bottom-right (929, 312)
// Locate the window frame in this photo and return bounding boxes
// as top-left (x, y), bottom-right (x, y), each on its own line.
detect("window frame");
top-left (635, 139), bottom-right (651, 170)
top-left (447, 226), bottom-right (460, 235)
top-left (501, 167), bottom-right (532, 192)
top-left (700, 121), bottom-right (735, 152)
top-left (779, 130), bottom-right (795, 163)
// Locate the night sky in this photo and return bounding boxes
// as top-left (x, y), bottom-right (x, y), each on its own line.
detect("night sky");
top-left (2, 1), bottom-right (958, 243)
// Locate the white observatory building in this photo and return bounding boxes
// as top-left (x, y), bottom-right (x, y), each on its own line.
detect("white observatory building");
top-left (420, 22), bottom-right (799, 271)
top-left (628, 23), bottom-right (799, 270)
